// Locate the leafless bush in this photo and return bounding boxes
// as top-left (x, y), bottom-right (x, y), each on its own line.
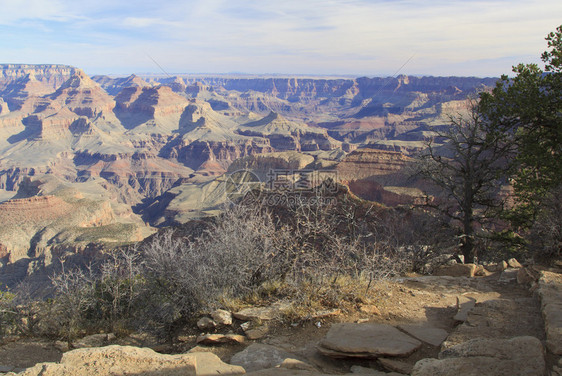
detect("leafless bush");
top-left (49, 263), bottom-right (97, 346)
top-left (139, 203), bottom-right (292, 337)
top-left (98, 247), bottom-right (143, 333)
top-left (33, 191), bottom-right (452, 340)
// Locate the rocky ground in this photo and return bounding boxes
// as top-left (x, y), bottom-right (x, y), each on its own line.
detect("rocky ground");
top-left (0, 261), bottom-right (560, 375)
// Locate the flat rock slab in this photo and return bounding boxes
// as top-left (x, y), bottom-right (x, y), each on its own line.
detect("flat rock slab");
top-left (230, 343), bottom-right (295, 372)
top-left (397, 324), bottom-right (448, 347)
top-left (318, 323), bottom-right (421, 359)
top-left (412, 336), bottom-right (545, 376)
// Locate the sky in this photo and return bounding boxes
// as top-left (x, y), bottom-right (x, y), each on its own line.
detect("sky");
top-left (1, 0), bottom-right (561, 77)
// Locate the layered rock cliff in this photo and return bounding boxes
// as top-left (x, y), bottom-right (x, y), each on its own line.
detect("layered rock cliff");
top-left (0, 64), bottom-right (75, 90)
top-left (0, 64), bottom-right (498, 265)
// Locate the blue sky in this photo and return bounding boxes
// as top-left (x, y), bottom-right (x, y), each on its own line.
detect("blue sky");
top-left (1, 0), bottom-right (560, 77)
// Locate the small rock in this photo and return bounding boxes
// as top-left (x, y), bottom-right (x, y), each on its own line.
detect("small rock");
top-left (279, 358), bottom-right (317, 371)
top-left (197, 317), bottom-right (216, 330)
top-left (211, 309), bottom-right (233, 326)
top-left (507, 258), bottom-right (523, 268)
top-left (245, 325), bottom-right (269, 340)
top-left (434, 264), bottom-right (476, 277)
top-left (500, 260), bottom-right (508, 270)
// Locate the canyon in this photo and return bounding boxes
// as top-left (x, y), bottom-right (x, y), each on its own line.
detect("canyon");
top-left (0, 64), bottom-right (497, 277)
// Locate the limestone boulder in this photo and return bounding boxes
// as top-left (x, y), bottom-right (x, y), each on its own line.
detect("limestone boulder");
top-left (11, 345), bottom-right (245, 376)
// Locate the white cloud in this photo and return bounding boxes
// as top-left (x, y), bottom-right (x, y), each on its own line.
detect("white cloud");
top-left (2, 0), bottom-right (561, 76)
top-left (0, 0), bottom-right (73, 24)
top-left (122, 17), bottom-right (182, 28)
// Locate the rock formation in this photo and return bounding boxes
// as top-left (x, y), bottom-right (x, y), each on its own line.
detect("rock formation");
top-left (0, 64), bottom-right (497, 267)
